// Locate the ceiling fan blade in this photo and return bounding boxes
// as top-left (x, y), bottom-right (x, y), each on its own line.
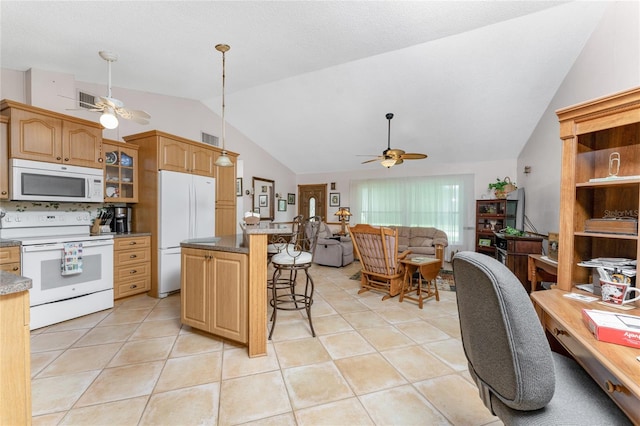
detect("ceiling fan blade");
top-left (116, 107), bottom-right (150, 120)
top-left (361, 157), bottom-right (383, 164)
top-left (400, 153), bottom-right (428, 160)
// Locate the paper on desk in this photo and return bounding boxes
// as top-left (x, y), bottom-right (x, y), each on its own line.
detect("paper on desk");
top-left (563, 293), bottom-right (599, 302)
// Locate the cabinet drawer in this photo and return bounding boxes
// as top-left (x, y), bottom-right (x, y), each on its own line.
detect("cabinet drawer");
top-left (115, 277), bottom-right (150, 299)
top-left (114, 237), bottom-right (150, 251)
top-left (543, 314), bottom-right (640, 419)
top-left (115, 262), bottom-right (150, 281)
top-left (115, 247), bottom-right (150, 265)
top-left (0, 262), bottom-right (21, 274)
top-left (0, 246), bottom-right (20, 264)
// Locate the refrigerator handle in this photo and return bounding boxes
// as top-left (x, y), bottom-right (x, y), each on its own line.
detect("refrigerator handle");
top-left (193, 182), bottom-right (198, 238)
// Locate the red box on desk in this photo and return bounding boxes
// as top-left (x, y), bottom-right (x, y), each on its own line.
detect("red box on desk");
top-left (582, 309), bottom-right (640, 349)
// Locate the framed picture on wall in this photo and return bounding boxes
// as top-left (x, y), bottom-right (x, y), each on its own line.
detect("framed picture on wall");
top-left (278, 199), bottom-right (287, 211)
top-left (236, 178), bottom-right (243, 197)
top-left (330, 193), bottom-right (340, 207)
top-left (259, 195), bottom-right (268, 207)
top-left (287, 193), bottom-right (295, 205)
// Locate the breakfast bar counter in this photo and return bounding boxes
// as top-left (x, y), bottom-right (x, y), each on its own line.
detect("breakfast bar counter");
top-left (181, 224), bottom-right (291, 357)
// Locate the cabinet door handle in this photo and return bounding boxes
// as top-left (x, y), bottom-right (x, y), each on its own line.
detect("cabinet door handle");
top-left (129, 241), bottom-right (137, 245)
top-left (64, 158), bottom-right (69, 162)
top-left (98, 157), bottom-right (104, 163)
top-left (12, 266), bottom-right (19, 271)
top-left (129, 284), bottom-right (138, 289)
top-left (129, 270), bottom-right (137, 274)
top-left (605, 380), bottom-right (629, 395)
top-left (56, 156), bottom-right (62, 160)
top-left (130, 254), bottom-right (137, 258)
top-left (552, 327), bottom-right (568, 337)
top-left (1, 191), bottom-right (6, 195)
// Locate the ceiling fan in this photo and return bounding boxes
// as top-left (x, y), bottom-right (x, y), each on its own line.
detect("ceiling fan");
top-left (79, 51), bottom-right (151, 129)
top-left (361, 113), bottom-right (427, 168)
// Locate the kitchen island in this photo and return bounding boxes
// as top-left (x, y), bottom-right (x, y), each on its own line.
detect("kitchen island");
top-left (0, 270), bottom-right (32, 425)
top-left (180, 224), bottom-right (291, 357)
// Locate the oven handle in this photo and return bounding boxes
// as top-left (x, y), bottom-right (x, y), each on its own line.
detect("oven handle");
top-left (22, 240), bottom-right (114, 252)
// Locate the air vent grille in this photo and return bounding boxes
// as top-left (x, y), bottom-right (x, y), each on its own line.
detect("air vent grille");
top-left (201, 132), bottom-right (219, 147)
top-left (78, 91), bottom-right (96, 109)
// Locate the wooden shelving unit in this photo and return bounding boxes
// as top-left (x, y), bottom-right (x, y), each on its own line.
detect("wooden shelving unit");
top-left (475, 199), bottom-right (517, 256)
top-left (556, 87), bottom-right (640, 295)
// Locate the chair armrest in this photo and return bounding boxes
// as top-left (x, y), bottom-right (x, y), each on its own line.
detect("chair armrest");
top-left (317, 238), bottom-right (341, 246)
top-left (435, 244), bottom-right (444, 262)
top-left (398, 250), bottom-right (412, 260)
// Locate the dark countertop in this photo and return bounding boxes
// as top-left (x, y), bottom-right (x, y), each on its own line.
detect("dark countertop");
top-left (0, 271), bottom-right (32, 295)
top-left (0, 239), bottom-right (21, 248)
top-left (181, 234), bottom-right (248, 254)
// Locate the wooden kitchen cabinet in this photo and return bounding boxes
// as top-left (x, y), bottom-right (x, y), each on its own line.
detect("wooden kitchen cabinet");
top-left (113, 236), bottom-right (151, 299)
top-left (0, 287), bottom-right (31, 425)
top-left (181, 247), bottom-right (248, 343)
top-left (1, 99), bottom-right (103, 168)
top-left (0, 115), bottom-right (8, 199)
top-left (0, 246), bottom-right (21, 275)
top-left (103, 139), bottom-right (139, 202)
top-left (159, 135), bottom-right (216, 177)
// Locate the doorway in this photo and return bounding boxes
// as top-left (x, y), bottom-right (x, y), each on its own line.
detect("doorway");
top-left (298, 184), bottom-right (327, 221)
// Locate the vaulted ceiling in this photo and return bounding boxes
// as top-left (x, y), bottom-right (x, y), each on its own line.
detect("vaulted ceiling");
top-left (1, 1), bottom-right (608, 174)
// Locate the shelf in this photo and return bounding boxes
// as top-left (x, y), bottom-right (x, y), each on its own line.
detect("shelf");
top-left (575, 231), bottom-right (638, 240)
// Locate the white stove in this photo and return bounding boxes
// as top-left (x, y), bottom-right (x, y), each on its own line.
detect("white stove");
top-left (1, 211), bottom-right (114, 330)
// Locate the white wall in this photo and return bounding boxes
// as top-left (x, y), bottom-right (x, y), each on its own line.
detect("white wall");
top-left (517, 1), bottom-right (640, 238)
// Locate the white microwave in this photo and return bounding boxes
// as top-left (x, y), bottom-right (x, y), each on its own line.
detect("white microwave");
top-left (10, 159), bottom-right (104, 203)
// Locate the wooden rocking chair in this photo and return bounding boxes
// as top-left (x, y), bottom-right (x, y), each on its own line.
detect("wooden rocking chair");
top-left (348, 224), bottom-right (411, 300)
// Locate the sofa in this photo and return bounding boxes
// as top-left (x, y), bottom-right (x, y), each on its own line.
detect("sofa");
top-left (313, 222), bottom-right (354, 267)
top-left (389, 226), bottom-right (448, 260)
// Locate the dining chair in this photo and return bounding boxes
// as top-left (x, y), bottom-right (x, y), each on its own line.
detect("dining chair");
top-left (268, 215), bottom-right (321, 340)
top-left (452, 251), bottom-right (631, 425)
top-left (348, 223), bottom-right (411, 300)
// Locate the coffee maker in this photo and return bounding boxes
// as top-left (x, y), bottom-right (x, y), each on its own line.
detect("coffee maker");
top-left (109, 207), bottom-right (132, 234)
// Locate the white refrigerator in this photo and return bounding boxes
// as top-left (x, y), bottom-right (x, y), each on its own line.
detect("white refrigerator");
top-left (158, 170), bottom-right (216, 297)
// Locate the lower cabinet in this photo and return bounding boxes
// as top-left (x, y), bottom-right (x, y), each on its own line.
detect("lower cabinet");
top-left (0, 246), bottom-right (21, 275)
top-left (113, 236), bottom-right (151, 299)
top-left (0, 289), bottom-right (31, 425)
top-left (181, 247), bottom-right (248, 343)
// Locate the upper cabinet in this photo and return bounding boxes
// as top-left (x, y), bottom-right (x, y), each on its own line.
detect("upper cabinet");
top-left (556, 87), bottom-right (640, 293)
top-left (103, 139), bottom-right (139, 203)
top-left (0, 100), bottom-right (103, 168)
top-left (159, 136), bottom-right (216, 177)
top-left (0, 115), bottom-right (8, 199)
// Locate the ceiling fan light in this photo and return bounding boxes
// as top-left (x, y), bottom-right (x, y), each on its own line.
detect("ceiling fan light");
top-left (100, 109), bottom-right (118, 129)
top-left (215, 151), bottom-right (233, 167)
top-left (381, 158), bottom-right (396, 168)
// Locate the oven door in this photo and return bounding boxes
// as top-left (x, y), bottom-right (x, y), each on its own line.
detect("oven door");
top-left (22, 239), bottom-right (114, 306)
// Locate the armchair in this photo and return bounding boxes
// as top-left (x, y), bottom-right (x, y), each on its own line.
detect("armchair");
top-left (349, 224), bottom-right (411, 300)
top-left (313, 222), bottom-right (354, 267)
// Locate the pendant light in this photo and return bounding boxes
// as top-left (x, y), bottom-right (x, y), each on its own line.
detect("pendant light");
top-left (214, 43), bottom-right (233, 167)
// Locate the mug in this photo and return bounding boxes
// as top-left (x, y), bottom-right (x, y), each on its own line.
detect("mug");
top-left (600, 280), bottom-right (640, 305)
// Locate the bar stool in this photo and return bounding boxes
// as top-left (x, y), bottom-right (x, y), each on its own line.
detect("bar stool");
top-left (268, 216), bottom-right (321, 340)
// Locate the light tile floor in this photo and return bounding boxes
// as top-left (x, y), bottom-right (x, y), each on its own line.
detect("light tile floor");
top-left (30, 262), bottom-right (502, 425)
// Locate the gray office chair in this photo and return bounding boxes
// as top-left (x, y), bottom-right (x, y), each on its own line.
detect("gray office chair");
top-left (452, 251), bottom-right (631, 425)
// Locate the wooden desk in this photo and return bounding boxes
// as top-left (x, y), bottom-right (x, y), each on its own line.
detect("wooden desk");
top-left (531, 290), bottom-right (640, 423)
top-left (528, 254), bottom-right (558, 292)
top-left (399, 257), bottom-right (441, 309)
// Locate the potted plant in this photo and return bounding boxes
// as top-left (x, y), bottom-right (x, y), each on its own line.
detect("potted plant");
top-left (488, 177), bottom-right (516, 199)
